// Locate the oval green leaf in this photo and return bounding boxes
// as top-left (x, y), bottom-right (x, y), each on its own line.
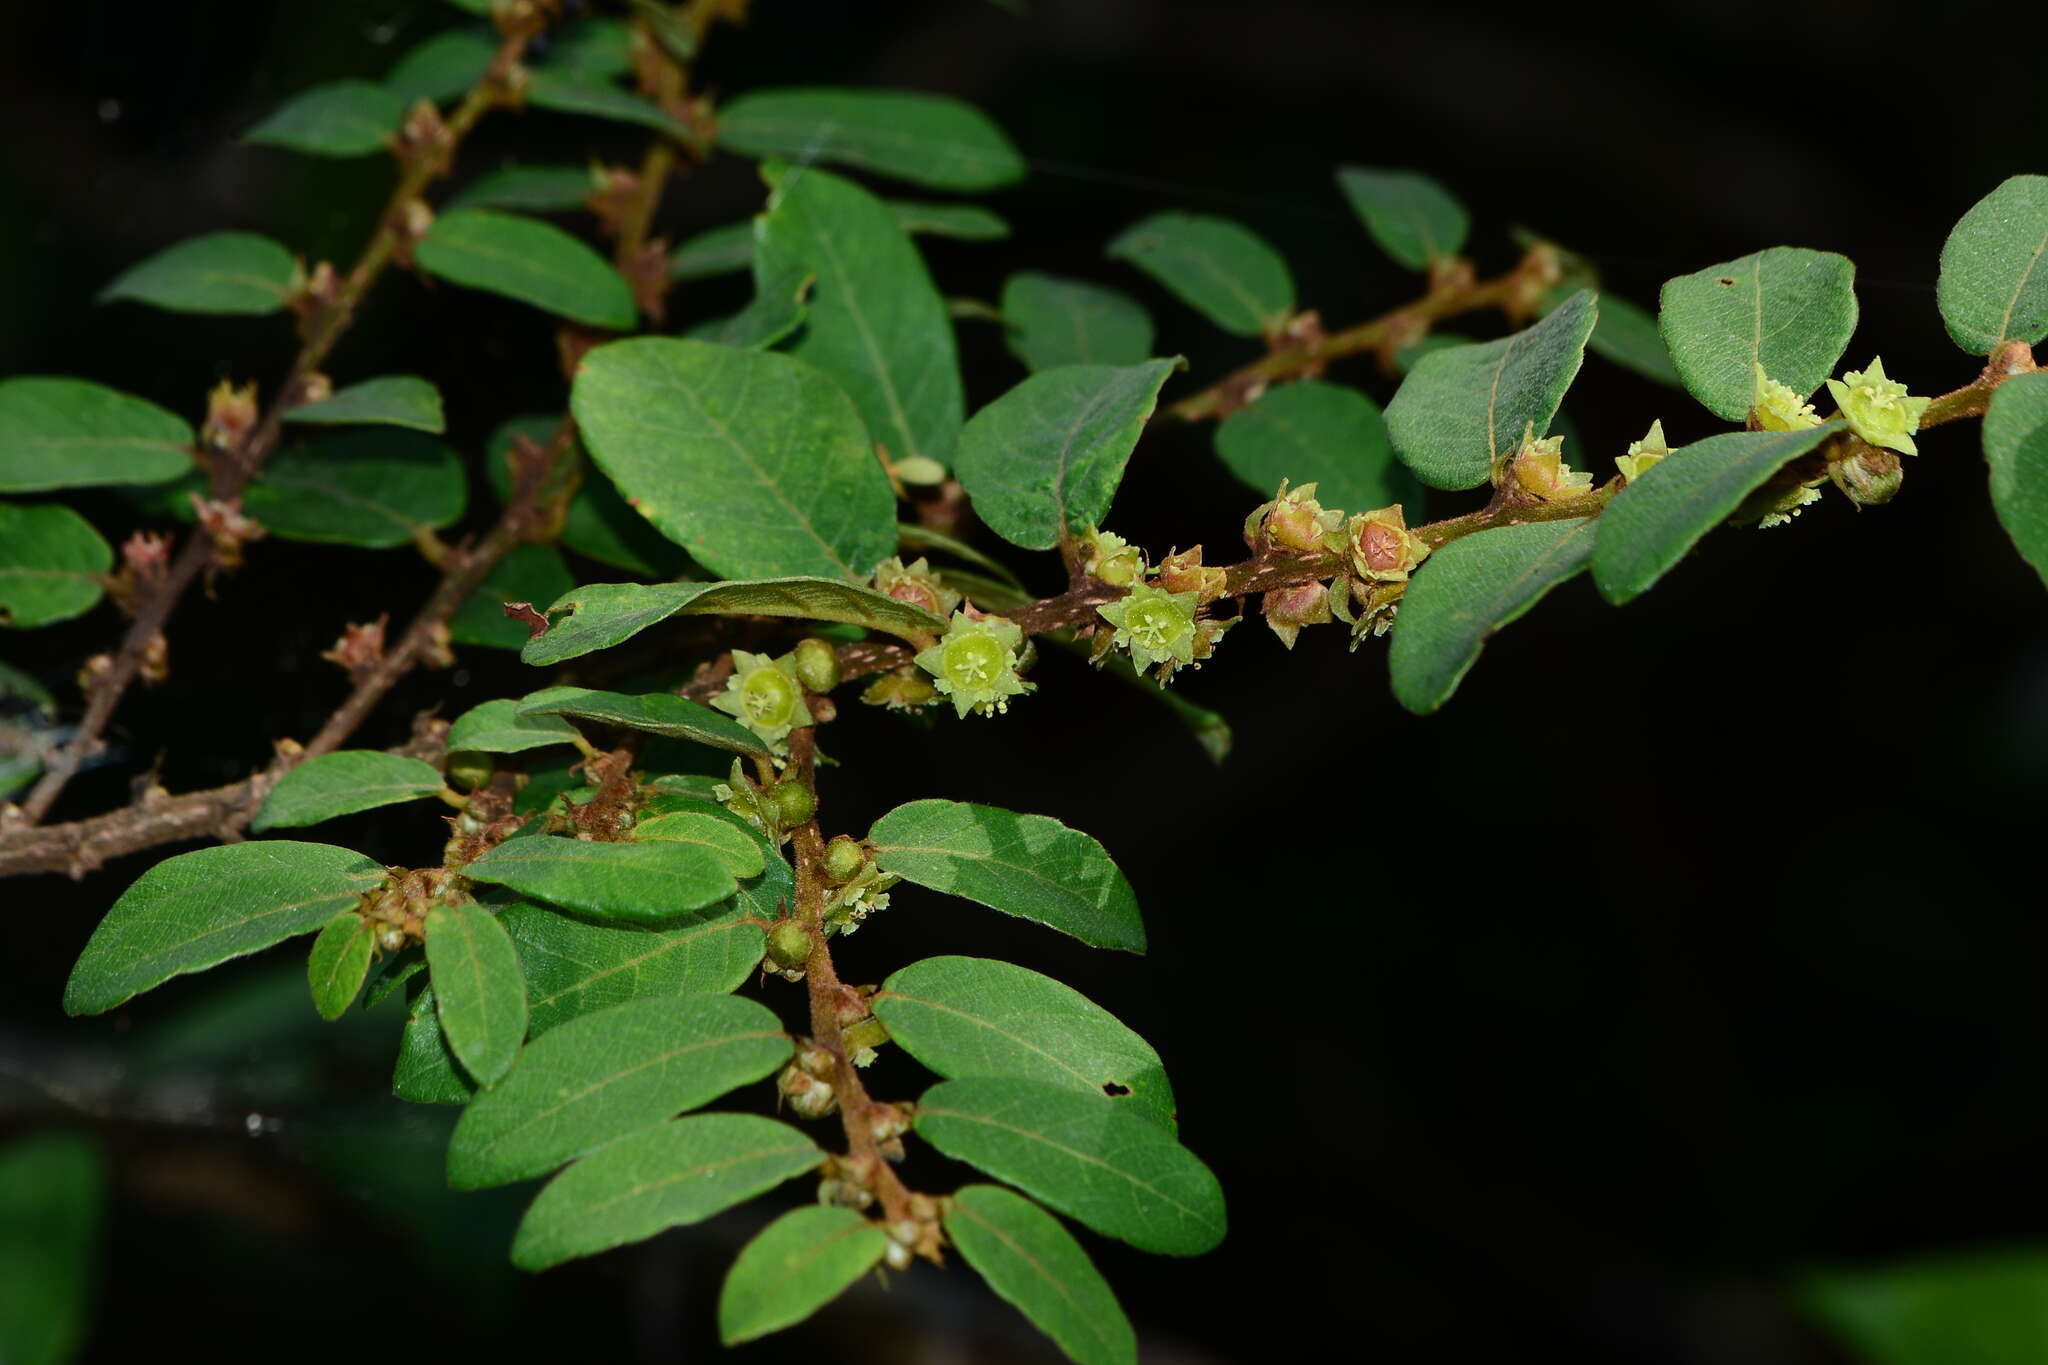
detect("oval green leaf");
top-left (450, 162), bottom-right (599, 212)
top-left (425, 900), bottom-right (528, 1086)
top-left (460, 835), bottom-right (738, 923)
top-left (246, 430), bottom-right (466, 548)
top-left (519, 686), bottom-right (769, 757)
top-left (393, 982), bottom-right (477, 1105)
top-left (670, 221), bottom-right (754, 281)
top-left (1384, 290), bottom-right (1596, 490)
top-left (955, 359), bottom-right (1179, 551)
top-left (1585, 292), bottom-right (1682, 387)
top-left (284, 376), bottom-right (445, 433)
top-left (1985, 369), bottom-right (2048, 589)
top-left (717, 1205), bottom-right (888, 1345)
top-left (524, 71), bottom-right (696, 143)
top-left (445, 697), bottom-right (581, 754)
top-left (718, 87), bottom-right (1025, 191)
top-left (244, 80), bottom-right (404, 157)
top-left (633, 811), bottom-right (764, 879)
top-left (513, 1113), bottom-right (822, 1270)
top-left (1658, 247), bottom-right (1857, 422)
top-left (914, 1077), bottom-right (1225, 1256)
top-left (1939, 176), bottom-right (2048, 356)
top-left (875, 955), bottom-right (1174, 1127)
top-left (571, 337), bottom-right (896, 579)
top-left (1107, 212), bottom-right (1293, 338)
top-left (0, 502), bottom-right (111, 629)
top-left (415, 209), bottom-right (636, 330)
top-left (868, 799), bottom-right (1144, 953)
top-left (1213, 379), bottom-right (1419, 512)
top-left (65, 841), bottom-right (388, 1015)
top-left (98, 231), bottom-right (298, 315)
top-left (484, 415), bottom-right (691, 578)
top-left (447, 992), bottom-right (789, 1188)
top-left (252, 751), bottom-right (446, 831)
top-left (1335, 166), bottom-right (1468, 271)
top-left (889, 200), bottom-right (1009, 241)
top-left (1591, 424), bottom-right (1840, 604)
top-left (1001, 272), bottom-right (1155, 373)
top-left (384, 28), bottom-right (496, 103)
top-left (503, 899), bottom-right (766, 1037)
top-left (946, 1185), bottom-right (1137, 1365)
top-left (306, 912), bottom-right (376, 1021)
top-left (0, 378), bottom-right (193, 492)
top-left (1389, 518), bottom-right (1599, 715)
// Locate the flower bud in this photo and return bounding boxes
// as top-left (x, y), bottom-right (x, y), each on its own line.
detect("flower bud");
top-left (1155, 546), bottom-right (1229, 604)
top-left (1615, 419), bottom-right (1670, 483)
top-left (1081, 528), bottom-right (1145, 586)
top-left (1509, 425), bottom-right (1592, 501)
top-left (822, 835), bottom-right (867, 884)
top-left (1342, 506), bottom-right (1429, 582)
top-left (871, 556), bottom-right (961, 617)
top-left (765, 920), bottom-right (812, 971)
top-left (1251, 481), bottom-right (1339, 552)
top-left (446, 750), bottom-right (493, 792)
top-left (860, 666), bottom-right (938, 711)
top-left (792, 638), bottom-right (841, 694)
top-left (1262, 581), bottom-right (1331, 649)
top-left (883, 1240), bottom-right (914, 1271)
top-left (1828, 445), bottom-right (1904, 506)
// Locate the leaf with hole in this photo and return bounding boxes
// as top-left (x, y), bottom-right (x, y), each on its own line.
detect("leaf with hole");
top-left (99, 232), bottom-right (298, 315)
top-left (245, 430), bottom-right (466, 548)
top-left (0, 502), bottom-right (111, 629)
top-left (1658, 248), bottom-right (1857, 421)
top-left (1389, 518), bottom-right (1599, 714)
top-left (416, 209), bottom-right (637, 330)
top-left (1214, 379), bottom-right (1420, 512)
top-left (284, 376), bottom-right (445, 433)
top-left (65, 842), bottom-right (388, 1015)
top-left (876, 955), bottom-right (1174, 1127)
top-left (1985, 370), bottom-right (2048, 589)
top-left (946, 1184), bottom-right (1136, 1365)
top-left (503, 899), bottom-right (766, 1037)
top-left (915, 1077), bottom-right (1225, 1255)
top-left (305, 913), bottom-right (375, 1021)
top-left (461, 835), bottom-right (739, 924)
top-left (425, 900), bottom-right (527, 1086)
top-left (513, 1113), bottom-right (822, 1270)
top-left (718, 87), bottom-right (1024, 191)
top-left (245, 80), bottom-right (404, 157)
top-left (1001, 273), bottom-right (1155, 373)
top-left (1335, 166), bottom-right (1468, 271)
top-left (447, 992), bottom-right (789, 1188)
top-left (252, 751), bottom-right (446, 831)
top-left (1384, 290), bottom-right (1596, 490)
top-left (718, 1205), bottom-right (889, 1345)
top-left (519, 686), bottom-right (768, 757)
top-left (0, 378), bottom-right (193, 492)
top-left (1591, 424), bottom-right (1840, 604)
top-left (1107, 212), bottom-right (1293, 338)
top-left (869, 800), bottom-right (1144, 952)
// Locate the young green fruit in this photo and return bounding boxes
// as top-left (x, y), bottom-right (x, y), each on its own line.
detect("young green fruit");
top-left (822, 834), bottom-right (866, 884)
top-left (771, 780), bottom-right (816, 827)
top-left (766, 919), bottom-right (813, 971)
top-left (793, 638), bottom-right (841, 694)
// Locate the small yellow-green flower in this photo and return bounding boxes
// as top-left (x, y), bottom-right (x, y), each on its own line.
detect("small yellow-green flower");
top-left (1082, 528), bottom-right (1146, 587)
top-left (1825, 356), bottom-right (1929, 456)
top-left (1753, 364), bottom-right (1821, 432)
top-left (1756, 481), bottom-right (1825, 529)
top-left (1098, 582), bottom-right (1201, 676)
top-left (1338, 505), bottom-right (1430, 582)
top-left (914, 612), bottom-right (1030, 718)
top-left (871, 556), bottom-right (960, 617)
top-left (1510, 430), bottom-right (1593, 501)
top-left (1247, 480), bottom-right (1342, 553)
top-left (1615, 419), bottom-right (1670, 483)
top-left (710, 650), bottom-right (810, 753)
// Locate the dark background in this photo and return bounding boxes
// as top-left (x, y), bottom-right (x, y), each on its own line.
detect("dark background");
top-left (4, 1), bottom-right (2046, 1361)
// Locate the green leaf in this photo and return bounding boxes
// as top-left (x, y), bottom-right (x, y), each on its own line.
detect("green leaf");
top-left (955, 359), bottom-right (1178, 551)
top-left (915, 1077), bottom-right (1225, 1255)
top-left (1658, 248), bottom-right (1858, 421)
top-left (684, 244), bottom-right (813, 351)
top-left (1388, 518), bottom-right (1599, 715)
top-left (571, 337), bottom-right (897, 579)
top-left (670, 222), bottom-right (755, 281)
top-left (445, 697), bottom-right (581, 754)
top-left (0, 378), bottom-right (193, 492)
top-left (245, 80), bottom-right (404, 157)
top-left (757, 166), bottom-right (965, 472)
top-left (416, 209), bottom-right (637, 330)
top-left (1939, 176), bottom-right (2048, 355)
top-left (945, 1185), bottom-right (1136, 1365)
top-left (461, 835), bottom-right (738, 924)
top-left (447, 992), bottom-right (789, 1188)
top-left (1213, 379), bottom-right (1420, 511)
top-left (717, 88), bottom-right (1025, 191)
top-left (875, 955), bottom-right (1174, 1126)
top-left (1590, 424), bottom-right (1840, 604)
top-left (1985, 369), bottom-right (2048, 588)
top-left (384, 28), bottom-right (496, 103)
top-left (284, 376), bottom-right (445, 433)
top-left (634, 811), bottom-right (764, 879)
top-left (394, 983), bottom-right (477, 1104)
top-left (1797, 1248), bottom-right (2048, 1365)
top-left (425, 900), bottom-right (528, 1086)
top-left (519, 686), bottom-right (769, 757)
top-left (868, 800), bottom-right (1144, 952)
top-left (65, 841), bottom-right (388, 1015)
top-left (888, 199), bottom-right (1009, 240)
top-left (1107, 212), bottom-right (1294, 338)
top-left (1580, 292), bottom-right (1682, 387)
top-left (98, 231), bottom-right (298, 315)
top-left (447, 543), bottom-right (575, 650)
top-left (1001, 272), bottom-right (1155, 373)
top-left (484, 415), bottom-right (690, 578)
top-left (251, 751), bottom-right (446, 831)
top-left (452, 162), bottom-right (598, 212)
top-left (537, 17), bottom-right (634, 80)
top-left (0, 1134), bottom-right (104, 1365)
top-left (1384, 290), bottom-right (1597, 490)
top-left (503, 899), bottom-right (766, 1037)
top-left (1334, 166), bottom-right (1468, 271)
top-left (718, 1206), bottom-right (888, 1345)
top-left (245, 430), bottom-right (466, 548)
top-left (524, 71), bottom-right (694, 142)
top-left (514, 1114), bottom-right (821, 1270)
top-left (306, 912), bottom-right (375, 1021)
top-left (0, 502), bottom-right (111, 629)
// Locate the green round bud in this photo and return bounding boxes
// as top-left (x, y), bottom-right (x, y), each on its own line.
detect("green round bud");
top-left (766, 920), bottom-right (812, 971)
top-left (822, 835), bottom-right (866, 884)
top-left (772, 780), bottom-right (816, 827)
top-left (446, 750), bottom-right (493, 792)
top-left (793, 638), bottom-right (842, 694)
